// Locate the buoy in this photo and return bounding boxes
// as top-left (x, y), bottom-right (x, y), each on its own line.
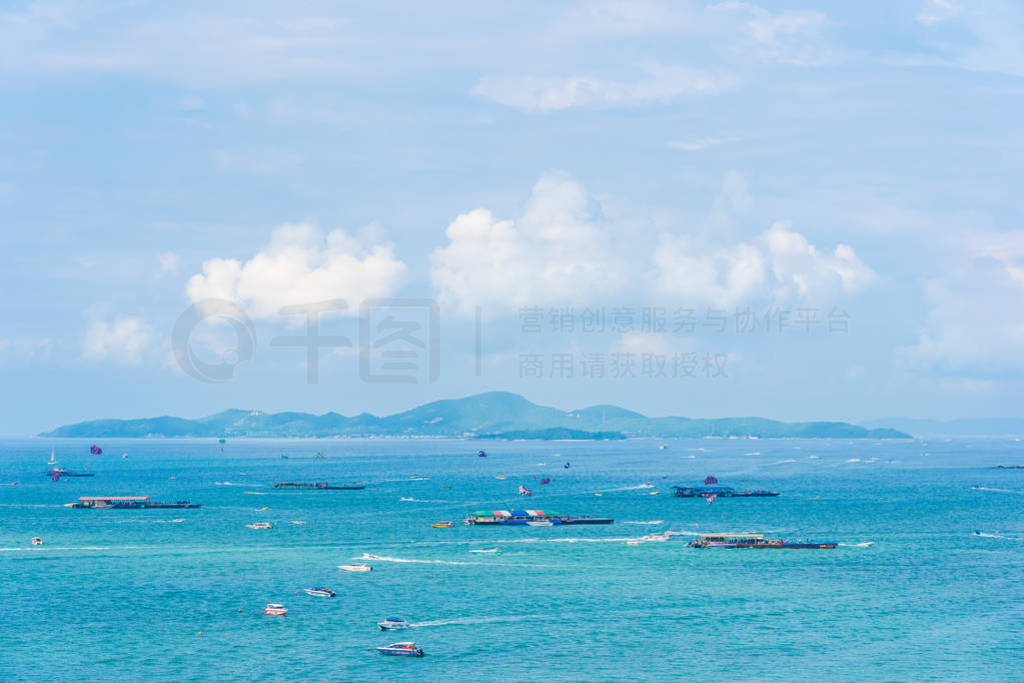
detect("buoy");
top-left (237, 609), bottom-right (242, 613)
top-left (198, 631), bottom-right (204, 636)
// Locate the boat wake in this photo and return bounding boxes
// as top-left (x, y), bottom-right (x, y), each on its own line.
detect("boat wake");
top-left (767, 458), bottom-right (797, 465)
top-left (398, 498), bottom-right (446, 503)
top-left (356, 553), bottom-right (478, 565)
top-left (838, 542), bottom-right (875, 547)
top-left (972, 486), bottom-right (1024, 495)
top-left (410, 614), bottom-right (541, 628)
top-left (216, 481), bottom-right (258, 487)
top-left (624, 520), bottom-right (665, 525)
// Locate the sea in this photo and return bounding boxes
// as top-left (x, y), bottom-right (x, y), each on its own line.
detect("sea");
top-left (1, 436), bottom-right (1022, 681)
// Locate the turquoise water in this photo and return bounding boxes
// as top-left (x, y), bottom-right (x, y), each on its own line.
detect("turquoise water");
top-left (2, 437), bottom-right (1022, 680)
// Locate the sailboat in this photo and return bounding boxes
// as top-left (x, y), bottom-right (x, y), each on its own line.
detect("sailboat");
top-left (46, 450), bottom-right (94, 480)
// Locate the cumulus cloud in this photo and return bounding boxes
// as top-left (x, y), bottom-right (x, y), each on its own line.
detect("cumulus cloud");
top-left (186, 223), bottom-right (406, 319)
top-left (903, 233), bottom-right (1024, 375)
top-left (473, 64), bottom-right (728, 112)
top-left (83, 316), bottom-right (155, 364)
top-left (653, 221), bottom-right (876, 307)
top-left (430, 173), bottom-right (624, 315)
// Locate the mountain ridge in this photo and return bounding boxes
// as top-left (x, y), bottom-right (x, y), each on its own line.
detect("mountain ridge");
top-left (41, 391), bottom-right (912, 439)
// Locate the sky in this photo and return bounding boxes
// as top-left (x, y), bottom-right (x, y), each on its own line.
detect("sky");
top-left (2, 0), bottom-right (1023, 435)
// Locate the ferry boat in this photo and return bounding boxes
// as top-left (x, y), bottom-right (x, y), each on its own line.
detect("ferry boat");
top-left (376, 642), bottom-right (423, 657)
top-left (263, 604), bottom-right (287, 616)
top-left (687, 533), bottom-right (837, 549)
top-left (272, 482), bottom-right (365, 490)
top-left (378, 617), bottom-right (411, 630)
top-left (68, 496), bottom-right (200, 509)
top-left (463, 509), bottom-right (613, 526)
top-left (671, 485), bottom-right (779, 498)
top-left (302, 587), bottom-right (336, 598)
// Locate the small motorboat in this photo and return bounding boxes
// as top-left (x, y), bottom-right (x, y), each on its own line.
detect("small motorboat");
top-left (469, 547), bottom-right (499, 554)
top-left (639, 482), bottom-right (654, 489)
top-left (525, 520), bottom-right (553, 527)
top-left (478, 450), bottom-right (487, 457)
top-left (246, 522), bottom-right (273, 529)
top-left (643, 533), bottom-right (672, 542)
top-left (377, 642), bottom-right (423, 657)
top-left (263, 603), bottom-right (287, 616)
top-left (31, 537), bottom-right (43, 546)
top-left (431, 521), bottom-right (454, 528)
top-left (290, 520), bottom-right (307, 525)
top-left (338, 563), bottom-right (372, 572)
top-left (359, 553), bottom-right (383, 560)
top-left (625, 540), bottom-right (644, 546)
top-left (400, 497), bottom-right (415, 501)
top-left (378, 617), bottom-right (411, 630)
top-left (303, 587), bottom-right (336, 598)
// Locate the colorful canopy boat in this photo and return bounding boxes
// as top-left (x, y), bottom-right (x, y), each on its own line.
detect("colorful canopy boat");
top-left (273, 482), bottom-right (365, 490)
top-left (463, 509), bottom-right (612, 525)
top-left (687, 533), bottom-right (837, 549)
top-left (68, 496), bottom-right (200, 509)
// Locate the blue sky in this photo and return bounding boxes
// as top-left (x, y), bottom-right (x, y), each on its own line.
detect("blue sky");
top-left (2, 0), bottom-right (1023, 434)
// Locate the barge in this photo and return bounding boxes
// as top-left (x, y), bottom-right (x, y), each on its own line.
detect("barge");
top-left (272, 482), bottom-right (365, 490)
top-left (68, 496), bottom-right (201, 509)
top-left (671, 485), bottom-right (779, 498)
top-left (464, 509), bottom-right (613, 526)
top-left (688, 533), bottom-right (836, 549)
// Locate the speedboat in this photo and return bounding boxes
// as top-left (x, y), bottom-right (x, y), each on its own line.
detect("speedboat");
top-left (469, 547), bottom-right (499, 554)
top-left (625, 540), bottom-right (644, 546)
top-left (525, 520), bottom-right (553, 527)
top-left (359, 553), bottom-right (383, 560)
top-left (378, 617), bottom-right (411, 630)
top-left (246, 522), bottom-right (273, 529)
top-left (400, 497), bottom-right (414, 501)
top-left (338, 563), bottom-right (372, 572)
top-left (31, 537), bottom-right (43, 546)
top-left (643, 533), bottom-right (672, 542)
top-left (263, 603), bottom-right (287, 616)
top-left (303, 587), bottom-right (336, 598)
top-left (376, 642), bottom-right (423, 657)
top-left (431, 521), bottom-right (454, 528)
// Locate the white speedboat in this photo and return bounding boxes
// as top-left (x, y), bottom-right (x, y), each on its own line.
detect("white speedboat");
top-left (263, 603), bottom-right (287, 616)
top-left (31, 537), bottom-right (43, 546)
top-left (525, 520), bottom-right (553, 527)
top-left (468, 547), bottom-right (499, 554)
top-left (246, 522), bottom-right (273, 529)
top-left (338, 563), bottom-right (372, 572)
top-left (377, 642), bottom-right (423, 657)
top-left (643, 533), bottom-right (672, 542)
top-left (359, 553), bottom-right (383, 560)
top-left (378, 617), bottom-right (411, 630)
top-left (303, 587), bottom-right (336, 598)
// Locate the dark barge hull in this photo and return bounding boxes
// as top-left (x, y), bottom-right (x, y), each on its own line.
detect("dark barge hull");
top-left (672, 490), bottom-right (779, 498)
top-left (71, 502), bottom-right (201, 509)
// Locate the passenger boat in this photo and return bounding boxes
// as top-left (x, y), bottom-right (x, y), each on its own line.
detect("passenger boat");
top-left (687, 533), bottom-right (837, 549)
top-left (272, 482), bottom-right (365, 490)
top-left (338, 563), bottom-right (372, 572)
top-left (302, 587), bottom-right (336, 598)
top-left (464, 509), bottom-right (613, 526)
top-left (431, 521), bottom-right (454, 528)
top-left (469, 547), bottom-right (499, 554)
top-left (31, 537), bottom-right (43, 546)
top-left (378, 617), bottom-right (411, 630)
top-left (69, 496), bottom-right (200, 509)
top-left (376, 642), bottom-right (423, 657)
top-left (246, 522), bottom-right (273, 529)
top-left (263, 603), bottom-right (287, 616)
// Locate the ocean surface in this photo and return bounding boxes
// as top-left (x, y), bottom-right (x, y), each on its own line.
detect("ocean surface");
top-left (1, 436), bottom-right (1022, 681)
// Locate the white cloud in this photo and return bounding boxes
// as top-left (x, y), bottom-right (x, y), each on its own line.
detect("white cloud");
top-left (711, 2), bottom-right (834, 66)
top-left (0, 5), bottom-right (353, 86)
top-left (178, 94), bottom-right (205, 111)
top-left (430, 172), bottom-right (624, 315)
top-left (916, 0), bottom-right (960, 26)
top-left (667, 137), bottom-right (736, 151)
top-left (904, 232), bottom-right (1024, 375)
top-left (653, 221), bottom-right (876, 307)
top-left (83, 315), bottom-right (154, 364)
top-left (158, 251), bottom-right (179, 273)
top-left (472, 64), bottom-right (729, 112)
top-left (186, 222), bottom-right (406, 319)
